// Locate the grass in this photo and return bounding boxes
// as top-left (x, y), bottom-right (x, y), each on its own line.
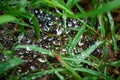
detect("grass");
top-left (0, 0), bottom-right (120, 80)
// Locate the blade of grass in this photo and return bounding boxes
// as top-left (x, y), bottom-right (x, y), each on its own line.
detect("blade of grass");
top-left (76, 40), bottom-right (104, 64)
top-left (15, 45), bottom-right (53, 57)
top-left (66, 0), bottom-right (80, 9)
top-left (74, 68), bottom-right (112, 80)
top-left (44, 0), bottom-right (73, 15)
top-left (31, 15), bottom-right (41, 40)
top-left (0, 57), bottom-right (23, 74)
top-left (76, 3), bottom-right (86, 18)
top-left (107, 12), bottom-right (118, 51)
top-left (22, 68), bottom-right (65, 80)
top-left (46, 60), bottom-right (64, 80)
top-left (74, 0), bottom-right (120, 18)
top-left (20, 12), bottom-right (41, 40)
top-left (107, 60), bottom-right (120, 67)
top-left (53, 51), bottom-right (82, 80)
top-left (70, 23), bottom-right (86, 49)
top-left (22, 67), bottom-right (112, 80)
top-left (0, 15), bottom-right (16, 24)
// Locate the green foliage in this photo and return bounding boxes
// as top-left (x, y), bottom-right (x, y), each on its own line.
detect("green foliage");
top-left (75, 0), bottom-right (120, 18)
top-left (0, 15), bottom-right (16, 24)
top-left (15, 45), bottom-right (53, 57)
top-left (0, 57), bottom-right (23, 74)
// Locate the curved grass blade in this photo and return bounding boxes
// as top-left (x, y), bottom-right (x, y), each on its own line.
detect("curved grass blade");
top-left (0, 57), bottom-right (23, 74)
top-left (15, 45), bottom-right (53, 57)
top-left (44, 0), bottom-right (73, 15)
top-left (0, 15), bottom-right (16, 24)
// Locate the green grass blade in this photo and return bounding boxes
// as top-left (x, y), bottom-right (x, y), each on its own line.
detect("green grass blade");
top-left (20, 12), bottom-right (41, 39)
top-left (107, 60), bottom-right (120, 67)
top-left (22, 68), bottom-right (65, 80)
top-left (0, 57), bottom-right (23, 74)
top-left (76, 3), bottom-right (86, 17)
top-left (75, 0), bottom-right (120, 18)
top-left (22, 67), bottom-right (112, 80)
top-left (15, 45), bottom-right (53, 57)
top-left (76, 40), bottom-right (104, 64)
top-left (74, 68), bottom-right (113, 80)
top-left (66, 0), bottom-right (79, 9)
top-left (44, 0), bottom-right (73, 15)
top-left (31, 16), bottom-right (41, 40)
top-left (54, 52), bottom-right (82, 80)
top-left (107, 12), bottom-right (118, 51)
top-left (69, 23), bottom-right (86, 50)
top-left (0, 15), bottom-right (16, 24)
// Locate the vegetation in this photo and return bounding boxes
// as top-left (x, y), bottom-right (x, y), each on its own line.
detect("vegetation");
top-left (0, 0), bottom-right (120, 80)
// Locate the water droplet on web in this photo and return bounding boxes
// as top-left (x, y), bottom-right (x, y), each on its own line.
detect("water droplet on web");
top-left (48, 37), bottom-right (54, 41)
top-left (33, 54), bottom-right (37, 58)
top-left (30, 66), bottom-right (37, 71)
top-left (74, 24), bottom-right (79, 28)
top-left (37, 15), bottom-right (41, 18)
top-left (26, 40), bottom-right (31, 44)
top-left (73, 19), bottom-right (77, 24)
top-left (62, 48), bottom-right (67, 52)
top-left (24, 70), bottom-right (29, 75)
top-left (38, 58), bottom-right (46, 63)
top-left (56, 28), bottom-right (64, 35)
top-left (68, 22), bottom-right (72, 27)
top-left (26, 47), bottom-right (31, 51)
top-left (48, 22), bottom-right (54, 26)
top-left (47, 17), bottom-right (51, 20)
top-left (34, 10), bottom-right (39, 14)
top-left (43, 36), bottom-right (48, 40)
top-left (19, 52), bottom-right (23, 55)
top-left (78, 41), bottom-right (84, 46)
top-left (39, 10), bottom-right (43, 14)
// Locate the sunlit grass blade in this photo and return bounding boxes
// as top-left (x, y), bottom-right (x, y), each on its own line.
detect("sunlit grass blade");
top-left (75, 0), bottom-right (120, 18)
top-left (76, 40), bottom-right (104, 64)
top-left (0, 57), bottom-right (23, 74)
top-left (0, 15), bottom-right (16, 24)
top-left (15, 45), bottom-right (53, 57)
